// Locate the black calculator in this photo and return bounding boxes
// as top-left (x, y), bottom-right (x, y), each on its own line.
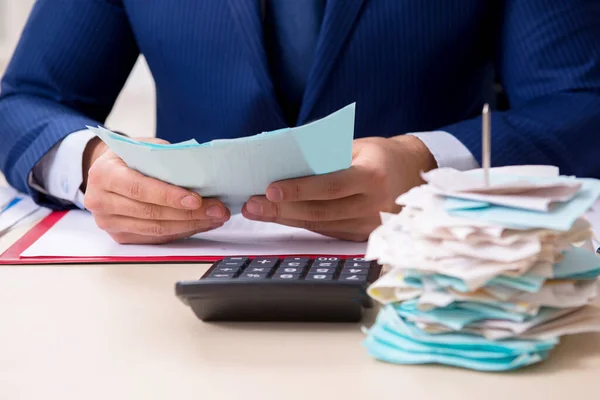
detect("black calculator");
top-left (175, 256), bottom-right (382, 322)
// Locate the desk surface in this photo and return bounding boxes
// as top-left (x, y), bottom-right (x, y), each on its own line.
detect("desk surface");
top-left (2, 178), bottom-right (600, 400)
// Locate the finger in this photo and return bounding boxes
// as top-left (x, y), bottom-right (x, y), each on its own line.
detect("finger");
top-left (242, 205), bottom-right (379, 235)
top-left (109, 227), bottom-right (218, 245)
top-left (92, 160), bottom-right (203, 210)
top-left (85, 191), bottom-right (230, 221)
top-left (94, 214), bottom-right (224, 237)
top-left (244, 194), bottom-right (372, 221)
top-left (265, 166), bottom-right (369, 202)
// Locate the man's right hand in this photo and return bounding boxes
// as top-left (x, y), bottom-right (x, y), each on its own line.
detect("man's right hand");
top-left (82, 137), bottom-right (230, 244)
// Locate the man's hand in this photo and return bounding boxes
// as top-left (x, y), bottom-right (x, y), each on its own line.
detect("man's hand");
top-left (241, 135), bottom-right (436, 242)
top-left (82, 137), bottom-right (230, 244)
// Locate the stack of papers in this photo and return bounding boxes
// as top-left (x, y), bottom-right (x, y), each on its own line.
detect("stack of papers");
top-left (362, 165), bottom-right (600, 371)
top-left (89, 103), bottom-right (355, 213)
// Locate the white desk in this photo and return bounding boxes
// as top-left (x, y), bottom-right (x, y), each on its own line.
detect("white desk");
top-left (2, 178), bottom-right (600, 400)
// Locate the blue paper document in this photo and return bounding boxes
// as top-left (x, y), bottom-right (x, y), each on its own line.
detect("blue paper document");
top-left (89, 103), bottom-right (355, 212)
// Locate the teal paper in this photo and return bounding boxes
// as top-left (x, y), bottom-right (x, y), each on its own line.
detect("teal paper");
top-left (105, 131), bottom-right (202, 149)
top-left (364, 333), bottom-right (549, 372)
top-left (374, 324), bottom-right (528, 359)
top-left (379, 305), bottom-right (557, 352)
top-left (456, 302), bottom-right (530, 322)
top-left (552, 246), bottom-right (600, 279)
top-left (395, 301), bottom-right (485, 331)
top-left (446, 177), bottom-right (600, 231)
top-left (444, 197), bottom-right (490, 211)
top-left (394, 300), bottom-right (531, 331)
top-left (404, 270), bottom-right (544, 293)
top-left (404, 270), bottom-right (470, 292)
top-left (488, 274), bottom-right (546, 293)
top-left (89, 103), bottom-right (355, 213)
top-left (362, 306), bottom-right (556, 371)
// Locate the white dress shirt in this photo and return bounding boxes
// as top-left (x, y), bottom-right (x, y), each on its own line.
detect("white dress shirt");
top-left (30, 130), bottom-right (479, 208)
top-left (30, 129), bottom-right (97, 209)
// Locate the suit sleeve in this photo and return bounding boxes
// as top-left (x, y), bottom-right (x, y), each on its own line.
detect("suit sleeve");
top-left (0, 0), bottom-right (139, 208)
top-left (442, 0), bottom-right (600, 178)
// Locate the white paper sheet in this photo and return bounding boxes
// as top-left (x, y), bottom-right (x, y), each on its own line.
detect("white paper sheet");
top-left (521, 304), bottom-right (600, 339)
top-left (21, 210), bottom-right (367, 258)
top-left (431, 185), bottom-right (580, 212)
top-left (421, 166), bottom-right (581, 194)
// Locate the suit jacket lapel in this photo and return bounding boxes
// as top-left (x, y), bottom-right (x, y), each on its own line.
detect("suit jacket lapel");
top-left (226, 0), bottom-right (286, 126)
top-left (298, 0), bottom-right (366, 123)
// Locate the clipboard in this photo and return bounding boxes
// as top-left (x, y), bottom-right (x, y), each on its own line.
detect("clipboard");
top-left (0, 211), bottom-right (365, 265)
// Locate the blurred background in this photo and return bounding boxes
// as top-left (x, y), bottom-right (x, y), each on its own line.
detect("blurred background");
top-left (0, 0), bottom-right (156, 138)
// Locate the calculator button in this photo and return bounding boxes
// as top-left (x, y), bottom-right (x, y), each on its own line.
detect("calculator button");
top-left (278, 267), bottom-right (304, 274)
top-left (219, 261), bottom-right (246, 268)
top-left (223, 257), bottom-right (249, 264)
top-left (305, 273), bottom-right (334, 281)
top-left (349, 257), bottom-right (366, 262)
top-left (283, 257), bottom-right (309, 263)
top-left (309, 267), bottom-right (337, 274)
top-left (315, 256), bottom-right (340, 262)
top-left (246, 266), bottom-right (273, 274)
top-left (214, 266), bottom-right (241, 273)
top-left (272, 273), bottom-right (301, 280)
top-left (339, 274), bottom-right (368, 282)
top-left (280, 260), bottom-right (309, 269)
top-left (313, 261), bottom-right (340, 269)
top-left (249, 258), bottom-right (279, 267)
top-left (238, 272), bottom-right (269, 280)
top-left (343, 261), bottom-right (371, 269)
top-left (340, 267), bottom-right (369, 275)
top-left (206, 272), bottom-right (235, 279)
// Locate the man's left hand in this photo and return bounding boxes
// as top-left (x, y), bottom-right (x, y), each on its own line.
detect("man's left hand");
top-left (241, 135), bottom-right (437, 242)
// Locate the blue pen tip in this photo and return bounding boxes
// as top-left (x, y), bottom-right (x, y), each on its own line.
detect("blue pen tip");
top-left (2, 197), bottom-right (22, 213)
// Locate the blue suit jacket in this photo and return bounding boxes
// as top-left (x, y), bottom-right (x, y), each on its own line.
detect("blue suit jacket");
top-left (2, 0), bottom-right (600, 209)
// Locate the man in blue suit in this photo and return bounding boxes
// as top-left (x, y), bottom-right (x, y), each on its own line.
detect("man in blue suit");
top-left (1, 0), bottom-right (599, 244)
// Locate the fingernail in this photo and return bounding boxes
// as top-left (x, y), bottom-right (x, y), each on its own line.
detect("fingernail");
top-left (266, 187), bottom-right (282, 202)
top-left (206, 205), bottom-right (224, 218)
top-left (181, 195), bottom-right (200, 209)
top-left (246, 200), bottom-right (263, 215)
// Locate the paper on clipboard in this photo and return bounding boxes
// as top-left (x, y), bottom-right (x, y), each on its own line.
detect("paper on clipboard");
top-left (20, 210), bottom-right (367, 258)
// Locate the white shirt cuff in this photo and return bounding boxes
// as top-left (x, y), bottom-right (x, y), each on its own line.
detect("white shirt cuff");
top-left (30, 129), bottom-right (97, 209)
top-left (408, 130), bottom-right (479, 171)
